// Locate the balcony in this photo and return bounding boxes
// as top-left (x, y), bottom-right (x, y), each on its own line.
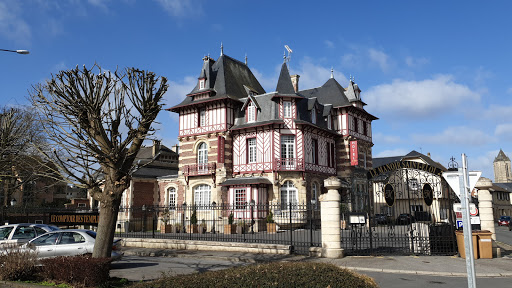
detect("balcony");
top-left (183, 162), bottom-right (216, 176)
top-left (274, 158), bottom-right (304, 171)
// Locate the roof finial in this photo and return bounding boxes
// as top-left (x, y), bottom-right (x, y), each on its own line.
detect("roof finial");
top-left (245, 53), bottom-right (248, 65)
top-left (220, 42), bottom-right (223, 56)
top-left (283, 51), bottom-right (286, 63)
top-left (331, 67), bottom-right (334, 79)
top-left (350, 75), bottom-right (353, 82)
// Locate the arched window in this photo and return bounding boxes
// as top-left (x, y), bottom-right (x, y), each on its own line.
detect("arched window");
top-left (280, 181), bottom-right (298, 209)
top-left (168, 187), bottom-right (176, 210)
top-left (197, 142), bottom-right (208, 172)
top-left (194, 184), bottom-right (211, 208)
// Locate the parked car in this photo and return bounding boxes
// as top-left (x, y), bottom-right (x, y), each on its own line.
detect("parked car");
top-left (395, 214), bottom-right (415, 225)
top-left (0, 223), bottom-right (60, 247)
top-left (22, 229), bottom-right (123, 260)
top-left (498, 216), bottom-right (511, 227)
top-left (374, 214), bottom-right (392, 225)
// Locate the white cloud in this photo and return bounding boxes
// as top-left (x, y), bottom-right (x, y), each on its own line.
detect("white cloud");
top-left (0, 1), bottom-right (31, 45)
top-left (325, 40), bottom-right (334, 49)
top-left (405, 56), bottom-right (429, 68)
top-left (365, 75), bottom-right (480, 118)
top-left (472, 150), bottom-right (505, 180)
top-left (481, 105), bottom-right (512, 119)
top-left (411, 126), bottom-right (493, 146)
top-left (374, 148), bottom-right (410, 158)
top-left (155, 0), bottom-right (202, 17)
top-left (495, 123), bottom-right (512, 139)
top-left (373, 132), bottom-right (401, 144)
top-left (368, 48), bottom-right (389, 72)
top-left (88, 0), bottom-right (109, 11)
top-left (290, 57), bottom-right (348, 90)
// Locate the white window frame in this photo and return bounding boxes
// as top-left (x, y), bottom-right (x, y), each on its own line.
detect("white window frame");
top-left (199, 79), bottom-right (205, 89)
top-left (197, 142), bottom-right (208, 172)
top-left (247, 102), bottom-right (256, 123)
top-left (327, 116), bottom-right (332, 129)
top-left (199, 108), bottom-right (206, 127)
top-left (194, 184), bottom-right (211, 208)
top-left (280, 135), bottom-right (295, 168)
top-left (168, 187), bottom-right (177, 210)
top-left (280, 181), bottom-right (298, 210)
top-left (283, 101), bottom-right (292, 118)
top-left (311, 108), bottom-right (316, 124)
top-left (234, 188), bottom-right (247, 210)
top-left (247, 138), bottom-right (257, 163)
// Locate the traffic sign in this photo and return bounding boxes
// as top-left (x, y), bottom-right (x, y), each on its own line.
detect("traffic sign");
top-left (442, 170), bottom-right (481, 200)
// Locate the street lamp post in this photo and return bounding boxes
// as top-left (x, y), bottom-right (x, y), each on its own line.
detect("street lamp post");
top-left (0, 49), bottom-right (29, 55)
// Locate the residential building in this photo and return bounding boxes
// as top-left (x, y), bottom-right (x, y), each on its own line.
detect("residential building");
top-left (158, 50), bottom-right (377, 230)
top-left (494, 149), bottom-right (512, 183)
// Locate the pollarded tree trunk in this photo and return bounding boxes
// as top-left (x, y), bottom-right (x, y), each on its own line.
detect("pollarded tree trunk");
top-left (92, 180), bottom-right (124, 258)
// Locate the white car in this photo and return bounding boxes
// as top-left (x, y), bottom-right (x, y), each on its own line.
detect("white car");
top-left (23, 229), bottom-right (123, 260)
top-left (0, 223), bottom-right (60, 247)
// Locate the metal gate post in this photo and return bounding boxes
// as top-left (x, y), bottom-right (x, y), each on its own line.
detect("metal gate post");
top-left (289, 202), bottom-right (293, 252)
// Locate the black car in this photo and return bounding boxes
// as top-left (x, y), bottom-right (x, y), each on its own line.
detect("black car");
top-left (395, 214), bottom-right (415, 225)
top-left (374, 214), bottom-right (391, 224)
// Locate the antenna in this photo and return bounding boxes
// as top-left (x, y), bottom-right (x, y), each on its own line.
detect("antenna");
top-left (284, 45), bottom-right (292, 63)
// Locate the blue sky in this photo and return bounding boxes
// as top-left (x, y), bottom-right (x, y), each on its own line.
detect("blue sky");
top-left (1, 0), bottom-right (510, 180)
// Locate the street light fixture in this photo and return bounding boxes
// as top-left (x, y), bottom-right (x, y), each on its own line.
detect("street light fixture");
top-left (0, 49), bottom-right (29, 55)
top-left (10, 198), bottom-right (17, 207)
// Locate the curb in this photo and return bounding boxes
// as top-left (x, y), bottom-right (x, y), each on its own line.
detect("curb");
top-left (341, 266), bottom-right (512, 278)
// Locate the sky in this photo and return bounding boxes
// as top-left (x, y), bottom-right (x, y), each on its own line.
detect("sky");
top-left (0, 0), bottom-right (510, 180)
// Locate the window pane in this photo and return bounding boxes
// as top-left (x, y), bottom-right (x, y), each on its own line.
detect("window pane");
top-left (169, 188), bottom-right (176, 209)
top-left (248, 138), bottom-right (256, 163)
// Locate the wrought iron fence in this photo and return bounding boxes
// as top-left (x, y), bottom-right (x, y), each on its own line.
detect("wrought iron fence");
top-left (115, 203), bottom-right (321, 255)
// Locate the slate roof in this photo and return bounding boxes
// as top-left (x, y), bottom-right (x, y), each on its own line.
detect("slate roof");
top-left (219, 177), bottom-right (273, 186)
top-left (372, 150), bottom-right (447, 171)
top-left (132, 167), bottom-right (178, 179)
top-left (169, 55), bottom-right (265, 111)
top-left (275, 62), bottom-right (297, 95)
top-left (494, 183), bottom-right (512, 192)
top-left (494, 149), bottom-right (510, 162)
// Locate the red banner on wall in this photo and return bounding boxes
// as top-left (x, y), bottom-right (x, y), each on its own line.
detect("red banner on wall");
top-left (217, 136), bottom-right (225, 163)
top-left (350, 140), bottom-right (358, 166)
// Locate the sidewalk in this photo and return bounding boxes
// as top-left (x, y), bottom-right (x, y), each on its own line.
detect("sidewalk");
top-left (122, 245), bottom-right (512, 278)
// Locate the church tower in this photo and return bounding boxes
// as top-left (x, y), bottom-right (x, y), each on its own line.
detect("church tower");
top-left (494, 149), bottom-right (512, 183)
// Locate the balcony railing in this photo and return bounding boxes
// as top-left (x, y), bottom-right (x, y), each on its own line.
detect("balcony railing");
top-left (274, 158), bottom-right (304, 171)
top-left (183, 162), bottom-right (216, 176)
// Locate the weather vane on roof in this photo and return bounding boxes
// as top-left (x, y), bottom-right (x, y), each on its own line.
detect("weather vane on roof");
top-left (284, 45), bottom-right (292, 63)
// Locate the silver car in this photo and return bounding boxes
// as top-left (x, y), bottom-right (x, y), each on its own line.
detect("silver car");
top-left (0, 223), bottom-right (60, 247)
top-left (23, 229), bottom-right (123, 260)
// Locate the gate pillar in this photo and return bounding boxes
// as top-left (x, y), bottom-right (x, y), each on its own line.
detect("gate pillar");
top-left (320, 176), bottom-right (344, 258)
top-left (475, 177), bottom-right (497, 256)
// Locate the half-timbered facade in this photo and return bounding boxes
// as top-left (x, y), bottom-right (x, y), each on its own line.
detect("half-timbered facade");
top-left (159, 50), bottom-right (377, 231)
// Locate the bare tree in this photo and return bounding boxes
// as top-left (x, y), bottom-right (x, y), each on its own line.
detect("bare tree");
top-left (0, 107), bottom-right (46, 206)
top-left (30, 64), bottom-right (168, 258)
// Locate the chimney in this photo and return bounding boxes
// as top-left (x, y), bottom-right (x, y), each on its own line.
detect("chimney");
top-left (171, 144), bottom-right (179, 155)
top-left (152, 140), bottom-right (161, 157)
top-left (291, 74), bottom-right (300, 92)
top-left (427, 152), bottom-right (431, 158)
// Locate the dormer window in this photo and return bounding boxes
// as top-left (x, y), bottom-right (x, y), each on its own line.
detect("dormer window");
top-left (283, 101), bottom-right (292, 118)
top-left (199, 79), bottom-right (205, 89)
top-left (247, 102), bottom-right (256, 122)
top-left (311, 108), bottom-right (317, 124)
top-left (327, 115), bottom-right (332, 129)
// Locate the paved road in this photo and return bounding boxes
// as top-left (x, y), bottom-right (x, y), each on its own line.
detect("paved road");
top-left (360, 271), bottom-right (512, 288)
top-left (495, 224), bottom-right (512, 246)
top-left (110, 255), bottom-right (250, 281)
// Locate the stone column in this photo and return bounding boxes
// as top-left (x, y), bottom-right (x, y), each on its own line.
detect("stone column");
top-left (475, 177), bottom-right (497, 255)
top-left (320, 176), bottom-right (343, 258)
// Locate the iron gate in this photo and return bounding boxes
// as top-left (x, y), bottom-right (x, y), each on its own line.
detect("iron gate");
top-left (341, 161), bottom-right (458, 256)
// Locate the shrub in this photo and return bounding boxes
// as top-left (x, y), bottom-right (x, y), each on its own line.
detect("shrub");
top-left (39, 255), bottom-right (111, 287)
top-left (0, 247), bottom-right (39, 281)
top-left (132, 262), bottom-right (379, 288)
top-left (228, 212), bottom-right (234, 225)
top-left (266, 211), bottom-right (274, 223)
top-left (190, 209), bottom-right (198, 225)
